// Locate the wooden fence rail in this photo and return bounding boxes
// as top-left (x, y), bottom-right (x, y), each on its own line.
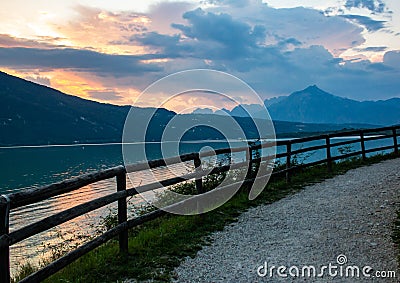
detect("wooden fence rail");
top-left (0, 125), bottom-right (399, 282)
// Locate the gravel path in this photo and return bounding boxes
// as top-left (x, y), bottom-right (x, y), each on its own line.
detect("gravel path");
top-left (173, 158), bottom-right (400, 282)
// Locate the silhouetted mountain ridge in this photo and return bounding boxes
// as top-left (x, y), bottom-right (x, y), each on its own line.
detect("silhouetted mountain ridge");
top-left (209, 85), bottom-right (399, 125)
top-left (267, 85), bottom-right (400, 125)
top-left (0, 72), bottom-right (384, 146)
top-left (0, 71), bottom-right (174, 145)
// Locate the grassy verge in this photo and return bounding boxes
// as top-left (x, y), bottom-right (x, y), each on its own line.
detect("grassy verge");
top-left (14, 153), bottom-right (398, 283)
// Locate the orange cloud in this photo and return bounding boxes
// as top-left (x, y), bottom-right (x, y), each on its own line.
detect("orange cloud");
top-left (2, 67), bottom-right (141, 105)
top-left (51, 6), bottom-right (151, 55)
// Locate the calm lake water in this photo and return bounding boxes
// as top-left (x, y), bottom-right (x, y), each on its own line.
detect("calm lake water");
top-left (1, 137), bottom-right (397, 274)
top-left (0, 141), bottom-right (240, 273)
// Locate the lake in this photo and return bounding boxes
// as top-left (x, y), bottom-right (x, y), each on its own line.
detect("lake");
top-left (1, 137), bottom-right (396, 274)
top-left (1, 141), bottom-right (243, 272)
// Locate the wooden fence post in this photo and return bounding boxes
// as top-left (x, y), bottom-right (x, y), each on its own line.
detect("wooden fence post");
top-left (326, 135), bottom-right (332, 173)
top-left (360, 131), bottom-right (366, 161)
top-left (0, 195), bottom-right (10, 283)
top-left (194, 154), bottom-right (204, 194)
top-left (246, 146), bottom-right (253, 180)
top-left (286, 142), bottom-right (292, 183)
top-left (393, 127), bottom-right (399, 155)
top-left (116, 173), bottom-right (128, 254)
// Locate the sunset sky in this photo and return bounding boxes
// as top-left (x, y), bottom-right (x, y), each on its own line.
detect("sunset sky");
top-left (1, 0), bottom-right (400, 109)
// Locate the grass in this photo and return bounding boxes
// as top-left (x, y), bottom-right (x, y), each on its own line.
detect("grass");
top-left (14, 153), bottom-right (399, 283)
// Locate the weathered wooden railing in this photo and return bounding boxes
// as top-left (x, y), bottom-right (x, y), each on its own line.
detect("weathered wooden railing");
top-left (278, 125), bottom-right (399, 182)
top-left (0, 125), bottom-right (399, 282)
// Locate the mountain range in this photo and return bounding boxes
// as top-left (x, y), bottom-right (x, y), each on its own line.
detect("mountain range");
top-left (0, 71), bottom-right (176, 145)
top-left (214, 85), bottom-right (400, 125)
top-left (1, 71), bottom-right (395, 146)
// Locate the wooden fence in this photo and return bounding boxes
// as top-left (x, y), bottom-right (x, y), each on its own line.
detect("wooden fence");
top-left (0, 125), bottom-right (399, 282)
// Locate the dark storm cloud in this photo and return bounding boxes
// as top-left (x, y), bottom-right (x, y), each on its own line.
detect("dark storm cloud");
top-left (133, 32), bottom-right (181, 47)
top-left (383, 50), bottom-right (400, 68)
top-left (0, 47), bottom-right (162, 76)
top-left (366, 62), bottom-right (393, 71)
top-left (174, 8), bottom-right (266, 45)
top-left (344, 0), bottom-right (387, 13)
top-left (277, 38), bottom-right (303, 48)
top-left (130, 32), bottom-right (193, 58)
top-left (131, 8), bottom-right (273, 62)
top-left (341, 15), bottom-right (386, 31)
top-left (0, 34), bottom-right (64, 49)
top-left (171, 8), bottom-right (266, 59)
top-left (355, 46), bottom-right (387, 52)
